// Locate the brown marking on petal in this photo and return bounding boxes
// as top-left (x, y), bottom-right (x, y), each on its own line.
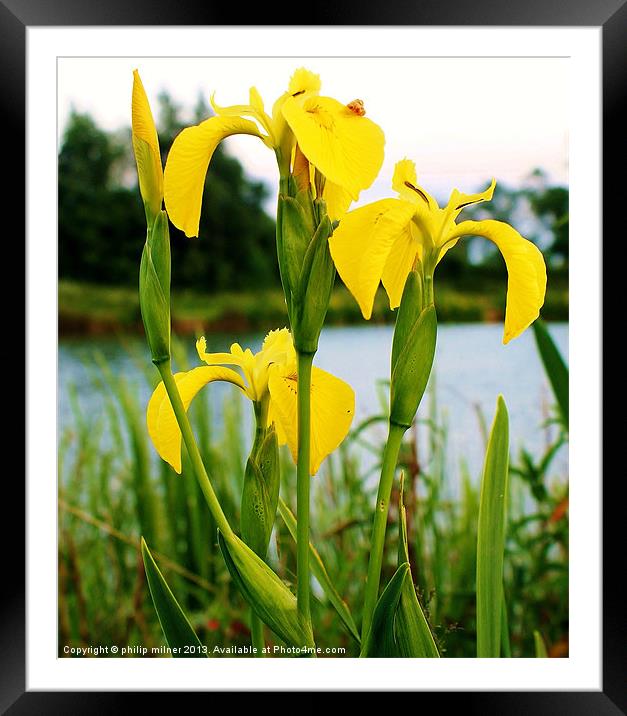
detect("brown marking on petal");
top-left (346, 99), bottom-right (366, 116)
top-left (404, 181), bottom-right (430, 205)
top-left (454, 200), bottom-right (477, 211)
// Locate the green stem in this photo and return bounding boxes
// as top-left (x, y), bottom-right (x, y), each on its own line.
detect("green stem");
top-left (156, 361), bottom-right (233, 539)
top-left (424, 273), bottom-right (435, 307)
top-left (296, 350), bottom-right (315, 628)
top-left (361, 421), bottom-right (407, 641)
top-left (250, 608), bottom-right (265, 657)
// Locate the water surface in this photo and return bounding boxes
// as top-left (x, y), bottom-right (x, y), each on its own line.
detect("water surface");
top-left (59, 323), bottom-right (568, 483)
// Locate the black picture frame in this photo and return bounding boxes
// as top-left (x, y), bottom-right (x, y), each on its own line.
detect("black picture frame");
top-left (7, 0), bottom-right (615, 710)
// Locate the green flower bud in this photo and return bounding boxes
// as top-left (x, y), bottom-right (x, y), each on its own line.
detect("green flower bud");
top-left (139, 209), bottom-right (171, 364)
top-left (389, 272), bottom-right (437, 429)
top-left (277, 189), bottom-right (336, 355)
top-left (218, 530), bottom-right (315, 648)
top-left (292, 211), bottom-right (335, 355)
top-left (240, 427), bottom-right (280, 559)
top-left (276, 195), bottom-right (310, 320)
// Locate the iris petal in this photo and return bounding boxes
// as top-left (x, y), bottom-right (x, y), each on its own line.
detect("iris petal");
top-left (391, 159), bottom-right (437, 209)
top-left (329, 199), bottom-right (416, 319)
top-left (281, 95), bottom-right (384, 198)
top-left (448, 220), bottom-right (547, 343)
top-left (323, 180), bottom-right (354, 221)
top-left (267, 365), bottom-right (354, 475)
top-left (381, 225), bottom-right (419, 310)
top-left (147, 366), bottom-right (247, 473)
top-left (164, 116), bottom-right (264, 238)
top-left (446, 178), bottom-right (496, 217)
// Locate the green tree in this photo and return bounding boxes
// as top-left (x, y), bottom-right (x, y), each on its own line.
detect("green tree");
top-left (58, 111), bottom-right (145, 284)
top-left (59, 95), bottom-right (278, 292)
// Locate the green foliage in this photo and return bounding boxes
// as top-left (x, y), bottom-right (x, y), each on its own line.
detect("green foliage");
top-left (277, 498), bottom-right (360, 644)
top-left (532, 319), bottom-right (569, 427)
top-left (58, 332), bottom-right (568, 658)
top-left (534, 630), bottom-right (549, 658)
top-left (360, 563), bottom-right (409, 657)
top-left (476, 396), bottom-right (510, 658)
top-left (141, 538), bottom-right (206, 656)
top-left (59, 101), bottom-right (277, 292)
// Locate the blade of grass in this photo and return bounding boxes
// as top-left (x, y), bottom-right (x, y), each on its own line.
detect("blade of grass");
top-left (476, 395), bottom-right (510, 658)
top-left (278, 497), bottom-right (360, 643)
top-left (501, 586), bottom-right (512, 658)
top-left (533, 629), bottom-right (548, 657)
top-left (141, 538), bottom-right (206, 656)
top-left (532, 319), bottom-right (568, 427)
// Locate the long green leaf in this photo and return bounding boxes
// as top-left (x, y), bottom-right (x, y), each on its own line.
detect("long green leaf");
top-left (360, 479), bottom-right (440, 658)
top-left (476, 395), bottom-right (510, 658)
top-left (277, 498), bottom-right (360, 643)
top-left (395, 477), bottom-right (440, 657)
top-left (501, 587), bottom-right (511, 658)
top-left (533, 630), bottom-right (548, 657)
top-left (360, 563), bottom-right (408, 657)
top-left (532, 319), bottom-right (568, 427)
top-left (141, 538), bottom-right (206, 657)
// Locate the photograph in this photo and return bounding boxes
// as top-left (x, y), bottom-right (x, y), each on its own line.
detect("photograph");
top-left (57, 55), bottom-right (570, 661)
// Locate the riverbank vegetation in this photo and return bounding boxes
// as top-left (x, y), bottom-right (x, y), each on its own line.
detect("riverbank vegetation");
top-left (58, 326), bottom-right (568, 657)
top-left (59, 277), bottom-right (568, 336)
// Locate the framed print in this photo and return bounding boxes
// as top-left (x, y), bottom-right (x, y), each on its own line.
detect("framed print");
top-left (7, 0), bottom-right (618, 709)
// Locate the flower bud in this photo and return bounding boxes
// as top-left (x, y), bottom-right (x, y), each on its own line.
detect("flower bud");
top-left (240, 427), bottom-right (280, 558)
top-left (218, 530), bottom-right (315, 648)
top-left (139, 209), bottom-right (171, 364)
top-left (277, 194), bottom-right (310, 320)
top-left (389, 272), bottom-right (437, 428)
top-left (132, 70), bottom-right (163, 226)
top-left (292, 212), bottom-right (335, 355)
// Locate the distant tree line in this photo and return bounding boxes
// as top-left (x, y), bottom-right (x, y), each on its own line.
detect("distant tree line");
top-left (59, 93), bottom-right (278, 292)
top-left (58, 93), bottom-right (567, 292)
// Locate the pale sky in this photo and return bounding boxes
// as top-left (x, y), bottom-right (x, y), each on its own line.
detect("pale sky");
top-left (58, 56), bottom-right (569, 205)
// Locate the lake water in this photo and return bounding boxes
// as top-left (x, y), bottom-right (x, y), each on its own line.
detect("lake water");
top-left (59, 322), bottom-right (568, 485)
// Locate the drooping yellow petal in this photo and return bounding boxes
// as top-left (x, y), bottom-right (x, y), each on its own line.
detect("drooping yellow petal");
top-left (447, 220), bottom-right (547, 343)
top-left (391, 158), bottom-right (437, 209)
top-left (323, 180), bottom-right (354, 221)
top-left (328, 198), bottom-right (416, 319)
top-left (281, 95), bottom-right (384, 199)
top-left (164, 116), bottom-right (265, 238)
top-left (380, 225), bottom-right (419, 309)
top-left (267, 365), bottom-right (354, 475)
top-left (132, 70), bottom-right (163, 218)
top-left (147, 366), bottom-right (247, 473)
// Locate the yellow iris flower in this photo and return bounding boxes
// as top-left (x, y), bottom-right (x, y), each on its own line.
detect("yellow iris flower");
top-left (328, 159), bottom-right (547, 344)
top-left (163, 67), bottom-right (385, 237)
top-left (147, 328), bottom-right (354, 475)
